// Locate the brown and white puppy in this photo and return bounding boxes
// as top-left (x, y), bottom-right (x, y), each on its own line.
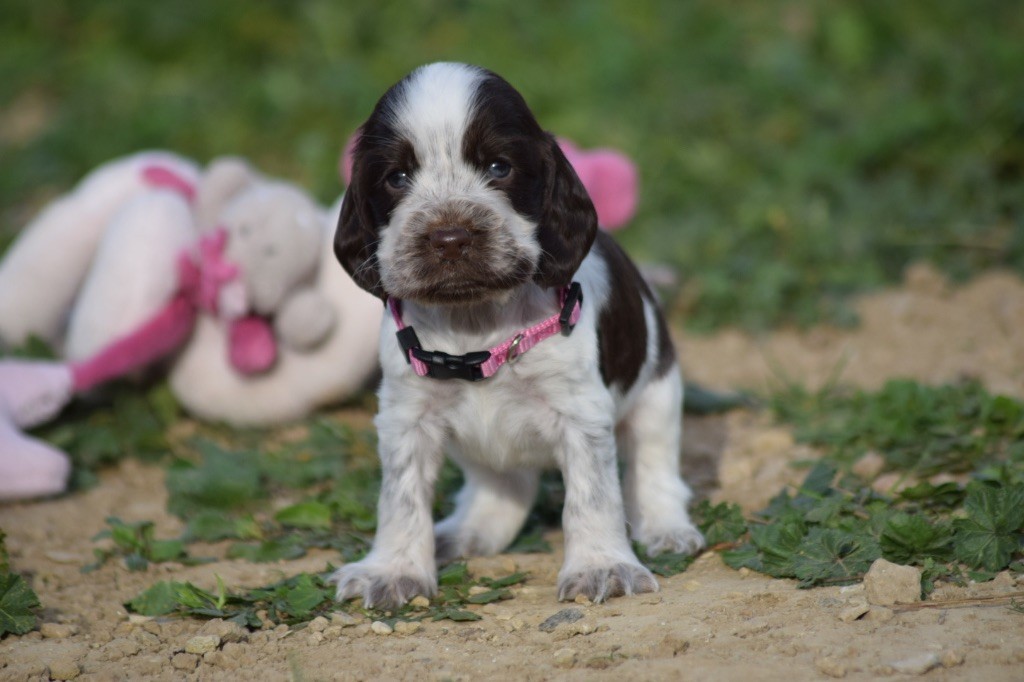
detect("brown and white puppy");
top-left (333, 62), bottom-right (703, 608)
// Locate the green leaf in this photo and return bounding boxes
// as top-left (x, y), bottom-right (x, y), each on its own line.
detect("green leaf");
top-left (749, 520), bottom-right (807, 578)
top-left (953, 483), bottom-right (1024, 571)
top-left (185, 511), bottom-right (261, 542)
top-left (226, 538), bottom-right (307, 563)
top-left (166, 442), bottom-right (263, 518)
top-left (282, 574), bottom-right (331, 617)
top-left (636, 545), bottom-right (697, 577)
top-left (438, 563), bottom-right (470, 587)
top-left (480, 572), bottom-right (529, 589)
top-left (695, 500), bottom-right (747, 546)
top-left (791, 528), bottom-right (881, 586)
top-left (466, 588), bottom-right (511, 604)
top-left (275, 501), bottom-right (333, 530)
top-left (0, 573), bottom-right (41, 635)
top-left (431, 607), bottom-right (481, 622)
top-left (506, 529), bottom-right (552, 554)
top-left (127, 581), bottom-right (182, 616)
top-left (880, 513), bottom-right (953, 563)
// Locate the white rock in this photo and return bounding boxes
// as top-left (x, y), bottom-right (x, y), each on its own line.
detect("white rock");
top-left (370, 621), bottom-right (393, 635)
top-left (890, 652), bottom-right (940, 675)
top-left (863, 559), bottom-right (922, 605)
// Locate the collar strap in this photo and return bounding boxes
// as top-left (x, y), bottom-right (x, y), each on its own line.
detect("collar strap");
top-left (389, 282), bottom-right (583, 382)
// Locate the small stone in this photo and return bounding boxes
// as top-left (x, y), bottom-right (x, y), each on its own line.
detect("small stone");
top-left (468, 585), bottom-right (490, 596)
top-left (815, 656), bottom-right (847, 678)
top-left (127, 614), bottom-right (153, 625)
top-left (573, 594), bottom-right (592, 606)
top-left (307, 616), bottom-right (330, 632)
top-left (553, 648), bottom-right (577, 668)
top-left (198, 618), bottom-right (249, 643)
top-left (863, 559), bottom-right (922, 606)
top-left (40, 622), bottom-right (75, 639)
top-left (393, 620), bottom-right (423, 635)
top-left (738, 567), bottom-right (752, 578)
top-left (509, 618), bottom-right (526, 631)
top-left (839, 602), bottom-right (870, 623)
top-left (331, 611), bottom-right (362, 627)
top-left (185, 634), bottom-right (221, 655)
top-left (940, 650), bottom-right (965, 668)
top-left (409, 595), bottom-right (431, 609)
top-left (324, 626), bottom-right (343, 638)
top-left (171, 653), bottom-right (199, 671)
top-left (864, 606), bottom-right (895, 623)
top-left (852, 451), bottom-right (886, 480)
top-left (307, 632), bottom-right (324, 645)
top-left (48, 659), bottom-right (81, 680)
top-left (371, 620), bottom-right (393, 635)
top-left (539, 608), bottom-right (584, 632)
top-left (890, 652), bottom-right (940, 675)
top-left (351, 624), bottom-right (372, 638)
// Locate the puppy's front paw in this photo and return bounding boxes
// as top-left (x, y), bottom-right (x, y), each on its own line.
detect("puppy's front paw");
top-left (329, 561), bottom-right (436, 610)
top-left (557, 561), bottom-right (658, 603)
top-left (638, 522), bottom-right (706, 557)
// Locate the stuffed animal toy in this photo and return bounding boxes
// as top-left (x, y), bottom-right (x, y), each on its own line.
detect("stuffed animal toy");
top-left (0, 153), bottom-right (381, 500)
top-left (0, 136), bottom-right (639, 501)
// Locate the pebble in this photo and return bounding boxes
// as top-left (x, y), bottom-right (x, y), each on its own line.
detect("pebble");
top-left (171, 652), bottom-right (199, 671)
top-left (940, 650), bottom-right (965, 668)
top-left (185, 634), bottom-right (221, 655)
top-left (198, 618), bottom-right (249, 643)
top-left (839, 602), bottom-right (870, 623)
top-left (863, 559), bottom-right (922, 605)
top-left (814, 656), bottom-right (847, 678)
top-left (48, 659), bottom-right (81, 680)
top-left (890, 652), bottom-right (940, 675)
top-left (40, 622), bottom-right (75, 639)
top-left (307, 632), bottom-right (325, 646)
top-left (410, 595), bottom-right (431, 609)
top-left (371, 620), bottom-right (394, 635)
top-left (573, 594), bottom-right (592, 606)
top-left (393, 621), bottom-right (423, 635)
top-left (307, 616), bottom-right (330, 632)
top-left (553, 648), bottom-right (577, 668)
top-left (539, 608), bottom-right (584, 632)
top-left (864, 606), bottom-right (895, 622)
top-left (468, 585), bottom-right (491, 596)
top-left (103, 638), bottom-right (142, 661)
top-left (324, 626), bottom-right (344, 638)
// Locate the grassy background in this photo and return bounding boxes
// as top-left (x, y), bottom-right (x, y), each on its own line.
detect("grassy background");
top-left (1, 0), bottom-right (1022, 329)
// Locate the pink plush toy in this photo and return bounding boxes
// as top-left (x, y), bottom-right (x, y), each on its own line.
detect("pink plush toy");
top-left (339, 134), bottom-right (639, 230)
top-left (0, 153), bottom-right (381, 501)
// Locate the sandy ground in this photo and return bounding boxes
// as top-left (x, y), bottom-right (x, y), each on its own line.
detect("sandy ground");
top-left (2, 263), bottom-right (1024, 681)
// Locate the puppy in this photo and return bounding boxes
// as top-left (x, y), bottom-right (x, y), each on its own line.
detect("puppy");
top-left (332, 62), bottom-right (703, 608)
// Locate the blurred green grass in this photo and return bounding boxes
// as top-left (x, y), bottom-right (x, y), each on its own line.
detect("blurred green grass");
top-left (1, 0), bottom-right (1022, 330)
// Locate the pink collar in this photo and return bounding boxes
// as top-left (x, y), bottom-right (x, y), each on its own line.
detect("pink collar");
top-left (389, 283), bottom-right (583, 382)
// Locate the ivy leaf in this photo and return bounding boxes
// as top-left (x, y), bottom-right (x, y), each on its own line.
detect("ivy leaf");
top-left (185, 511), bottom-right (261, 542)
top-left (748, 519), bottom-right (807, 578)
top-left (953, 483), bottom-right (1024, 571)
top-left (635, 545), bottom-right (697, 577)
top-left (431, 607), bottom-right (481, 622)
top-left (0, 573), bottom-right (41, 636)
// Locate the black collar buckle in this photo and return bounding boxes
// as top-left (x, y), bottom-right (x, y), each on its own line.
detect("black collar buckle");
top-left (396, 326), bottom-right (491, 381)
top-left (558, 281), bottom-right (583, 336)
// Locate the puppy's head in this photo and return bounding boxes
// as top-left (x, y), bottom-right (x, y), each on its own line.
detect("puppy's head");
top-left (335, 62), bottom-right (598, 304)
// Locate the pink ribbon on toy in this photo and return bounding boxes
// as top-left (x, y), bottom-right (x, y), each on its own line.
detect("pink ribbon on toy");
top-left (176, 228), bottom-right (240, 315)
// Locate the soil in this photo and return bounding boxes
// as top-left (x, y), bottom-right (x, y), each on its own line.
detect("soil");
top-left (3, 263), bottom-right (1024, 681)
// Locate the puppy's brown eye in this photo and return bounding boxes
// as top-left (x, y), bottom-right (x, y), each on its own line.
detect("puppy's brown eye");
top-left (487, 161), bottom-right (511, 179)
top-left (386, 170), bottom-right (410, 190)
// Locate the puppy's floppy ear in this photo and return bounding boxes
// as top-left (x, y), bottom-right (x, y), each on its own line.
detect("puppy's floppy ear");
top-left (534, 134), bottom-right (599, 288)
top-left (334, 138), bottom-right (386, 300)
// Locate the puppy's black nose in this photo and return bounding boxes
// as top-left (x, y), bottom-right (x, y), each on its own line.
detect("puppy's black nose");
top-left (429, 227), bottom-right (472, 260)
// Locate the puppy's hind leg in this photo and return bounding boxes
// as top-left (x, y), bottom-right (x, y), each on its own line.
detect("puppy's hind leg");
top-left (620, 367), bottom-right (705, 556)
top-left (434, 454), bottom-right (539, 564)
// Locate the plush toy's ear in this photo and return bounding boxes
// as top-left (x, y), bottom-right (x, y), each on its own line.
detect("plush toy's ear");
top-left (534, 134), bottom-right (599, 288)
top-left (196, 157), bottom-right (256, 230)
top-left (334, 140), bottom-right (385, 300)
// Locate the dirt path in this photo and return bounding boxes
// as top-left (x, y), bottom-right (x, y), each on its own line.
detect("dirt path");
top-left (3, 264), bottom-right (1024, 681)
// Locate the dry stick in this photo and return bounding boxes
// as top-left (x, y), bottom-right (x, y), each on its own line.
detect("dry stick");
top-left (891, 591), bottom-right (1024, 612)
